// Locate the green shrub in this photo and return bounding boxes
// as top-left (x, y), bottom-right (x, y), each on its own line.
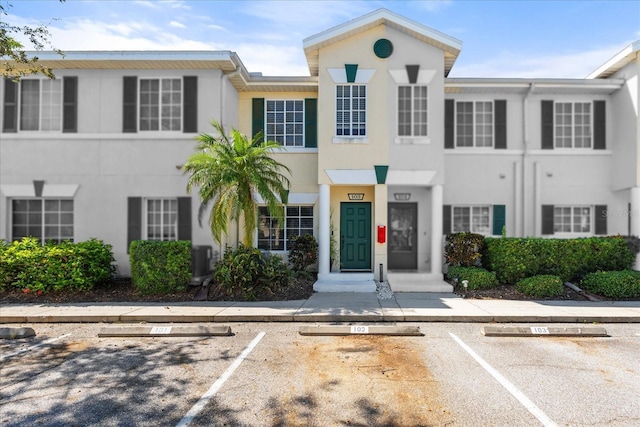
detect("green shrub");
top-left (212, 245), bottom-right (293, 300)
top-left (581, 270), bottom-right (640, 299)
top-left (484, 237), bottom-right (634, 284)
top-left (260, 254), bottom-right (291, 291)
top-left (444, 232), bottom-right (485, 267)
top-left (129, 240), bottom-right (191, 295)
top-left (483, 238), bottom-right (540, 284)
top-left (515, 275), bottom-right (564, 298)
top-left (446, 266), bottom-right (498, 290)
top-left (288, 234), bottom-right (318, 272)
top-left (0, 237), bottom-right (114, 293)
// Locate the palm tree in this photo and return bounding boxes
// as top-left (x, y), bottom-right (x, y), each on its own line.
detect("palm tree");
top-left (183, 120), bottom-right (291, 247)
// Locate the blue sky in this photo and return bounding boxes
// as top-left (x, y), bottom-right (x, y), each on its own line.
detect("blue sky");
top-left (5, 0), bottom-right (640, 78)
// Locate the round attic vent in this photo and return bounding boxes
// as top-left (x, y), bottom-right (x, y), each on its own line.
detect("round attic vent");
top-left (373, 38), bottom-right (393, 59)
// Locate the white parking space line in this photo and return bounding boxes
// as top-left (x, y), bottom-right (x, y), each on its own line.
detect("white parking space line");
top-left (0, 333), bottom-right (72, 361)
top-left (449, 332), bottom-right (558, 427)
top-left (176, 331), bottom-right (266, 427)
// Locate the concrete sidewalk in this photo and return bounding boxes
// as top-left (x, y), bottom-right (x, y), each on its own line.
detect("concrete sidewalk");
top-left (1, 292), bottom-right (639, 323)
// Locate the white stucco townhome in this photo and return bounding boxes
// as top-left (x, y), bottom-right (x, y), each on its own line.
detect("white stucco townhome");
top-left (1, 9), bottom-right (639, 292)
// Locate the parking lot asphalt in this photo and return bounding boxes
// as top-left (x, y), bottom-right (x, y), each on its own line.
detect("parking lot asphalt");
top-left (1, 292), bottom-right (639, 324)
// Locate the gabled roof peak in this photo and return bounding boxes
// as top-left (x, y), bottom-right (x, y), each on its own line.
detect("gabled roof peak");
top-left (303, 8), bottom-right (462, 77)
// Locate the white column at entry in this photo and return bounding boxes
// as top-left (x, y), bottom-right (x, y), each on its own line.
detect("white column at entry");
top-left (318, 184), bottom-right (331, 279)
top-left (430, 184), bottom-right (443, 276)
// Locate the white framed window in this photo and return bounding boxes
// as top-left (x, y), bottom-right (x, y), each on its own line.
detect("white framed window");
top-left (455, 101), bottom-right (493, 147)
top-left (452, 205), bottom-right (491, 234)
top-left (266, 100), bottom-right (304, 146)
top-left (554, 206), bottom-right (591, 234)
top-left (12, 199), bottom-right (74, 243)
top-left (336, 85), bottom-right (366, 137)
top-left (398, 86), bottom-right (428, 137)
top-left (139, 78), bottom-right (182, 131)
top-left (18, 79), bottom-right (62, 131)
top-left (555, 102), bottom-right (591, 148)
top-left (146, 198), bottom-right (178, 241)
top-left (258, 205), bottom-right (314, 251)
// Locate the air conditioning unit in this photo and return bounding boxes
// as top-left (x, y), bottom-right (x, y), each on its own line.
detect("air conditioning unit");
top-left (191, 245), bottom-right (214, 283)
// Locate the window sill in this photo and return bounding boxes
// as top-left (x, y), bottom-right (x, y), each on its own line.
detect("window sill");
top-left (333, 137), bottom-right (369, 144)
top-left (277, 147), bottom-right (318, 153)
top-left (394, 136), bottom-right (431, 145)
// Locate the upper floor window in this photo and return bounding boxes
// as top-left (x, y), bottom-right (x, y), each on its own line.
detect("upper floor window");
top-left (139, 78), bottom-right (182, 131)
top-left (258, 205), bottom-right (314, 251)
top-left (123, 76), bottom-right (196, 133)
top-left (3, 77), bottom-right (78, 133)
top-left (266, 100), bottom-right (304, 147)
top-left (541, 100), bottom-right (604, 150)
top-left (555, 102), bottom-right (591, 148)
top-left (19, 79), bottom-right (62, 131)
top-left (146, 198), bottom-right (178, 241)
top-left (336, 85), bottom-right (366, 137)
top-left (398, 86), bottom-right (427, 137)
top-left (12, 199), bottom-right (74, 244)
top-left (456, 101), bottom-right (493, 147)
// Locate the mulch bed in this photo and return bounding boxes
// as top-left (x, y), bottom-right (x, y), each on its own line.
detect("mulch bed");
top-left (1, 276), bottom-right (598, 304)
top-left (0, 275), bottom-right (316, 304)
top-left (453, 283), bottom-right (590, 301)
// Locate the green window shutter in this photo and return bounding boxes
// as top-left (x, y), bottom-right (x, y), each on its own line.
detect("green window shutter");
top-left (594, 205), bottom-right (607, 235)
top-left (593, 100), bottom-right (606, 150)
top-left (444, 99), bottom-right (454, 149)
top-left (443, 205), bottom-right (452, 235)
top-left (541, 100), bottom-right (554, 149)
top-left (123, 76), bottom-right (137, 133)
top-left (492, 205), bottom-right (506, 235)
top-left (304, 98), bottom-right (317, 148)
top-left (345, 64), bottom-right (358, 83)
top-left (252, 98), bottom-right (265, 140)
top-left (494, 100), bottom-right (506, 149)
top-left (183, 76), bottom-right (198, 133)
top-left (177, 197), bottom-right (192, 241)
top-left (63, 77), bottom-right (78, 133)
top-left (541, 205), bottom-right (554, 235)
top-left (3, 78), bottom-right (18, 132)
top-left (127, 197), bottom-right (142, 252)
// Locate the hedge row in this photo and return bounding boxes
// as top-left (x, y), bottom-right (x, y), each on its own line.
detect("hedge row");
top-left (483, 236), bottom-right (634, 284)
top-left (0, 237), bottom-right (114, 293)
top-left (581, 270), bottom-right (640, 299)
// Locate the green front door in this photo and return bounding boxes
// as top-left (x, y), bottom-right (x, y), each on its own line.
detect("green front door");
top-left (340, 202), bottom-right (372, 271)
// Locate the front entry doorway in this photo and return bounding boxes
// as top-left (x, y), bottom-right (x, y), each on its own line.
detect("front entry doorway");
top-left (388, 203), bottom-right (418, 270)
top-left (340, 202), bottom-right (372, 270)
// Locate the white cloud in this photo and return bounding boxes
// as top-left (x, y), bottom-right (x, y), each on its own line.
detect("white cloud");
top-left (450, 44), bottom-right (632, 79)
top-left (235, 43), bottom-right (309, 76)
top-left (169, 21), bottom-right (186, 29)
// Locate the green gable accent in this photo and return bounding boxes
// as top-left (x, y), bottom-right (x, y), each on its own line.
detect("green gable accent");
top-left (374, 165), bottom-right (389, 184)
top-left (252, 98), bottom-right (265, 140)
top-left (373, 39), bottom-right (393, 59)
top-left (304, 98), bottom-right (317, 148)
top-left (345, 64), bottom-right (358, 83)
